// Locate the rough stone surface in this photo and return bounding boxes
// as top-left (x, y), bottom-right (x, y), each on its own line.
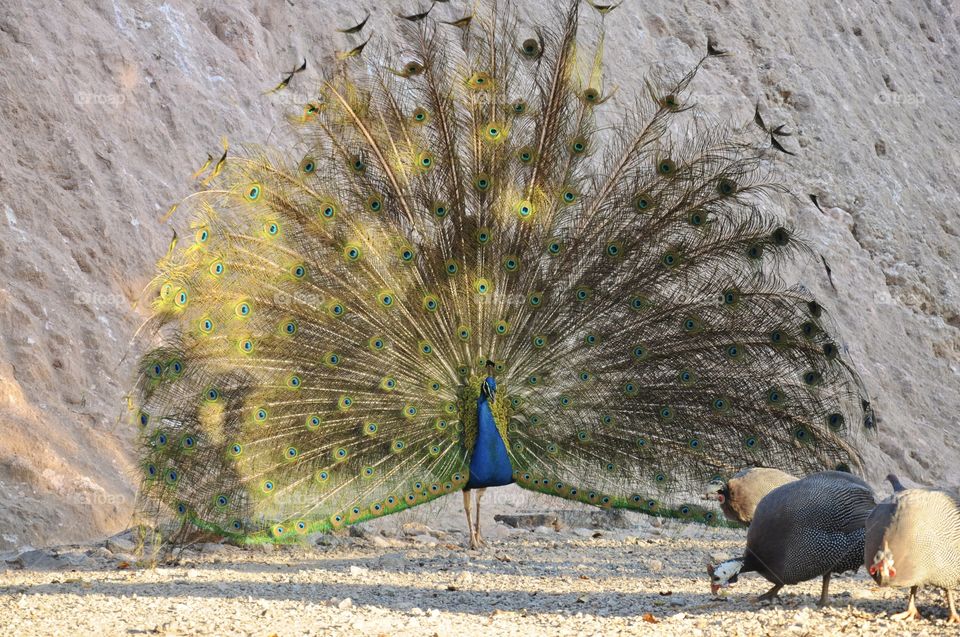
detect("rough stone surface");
top-left (0, 0), bottom-right (957, 553)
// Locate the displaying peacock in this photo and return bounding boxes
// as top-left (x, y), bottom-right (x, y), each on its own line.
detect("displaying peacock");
top-left (133, 0), bottom-right (874, 549)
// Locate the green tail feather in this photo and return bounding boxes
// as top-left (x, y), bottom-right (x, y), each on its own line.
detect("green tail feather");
top-left (133, 0), bottom-right (872, 544)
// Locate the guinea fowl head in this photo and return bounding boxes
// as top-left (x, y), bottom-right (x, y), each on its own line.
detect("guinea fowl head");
top-left (868, 543), bottom-right (896, 584)
top-left (705, 477), bottom-right (728, 503)
top-left (707, 558), bottom-right (743, 594)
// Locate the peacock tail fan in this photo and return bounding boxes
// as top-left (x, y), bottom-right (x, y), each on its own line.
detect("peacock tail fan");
top-left (133, 0), bottom-right (872, 544)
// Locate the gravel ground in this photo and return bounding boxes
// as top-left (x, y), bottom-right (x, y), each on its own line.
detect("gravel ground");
top-left (1, 510), bottom-right (956, 637)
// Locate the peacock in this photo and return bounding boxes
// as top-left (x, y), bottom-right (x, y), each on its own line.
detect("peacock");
top-left (133, 0), bottom-right (874, 550)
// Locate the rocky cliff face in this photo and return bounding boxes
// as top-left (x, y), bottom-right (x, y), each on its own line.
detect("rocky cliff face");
top-left (0, 0), bottom-right (956, 550)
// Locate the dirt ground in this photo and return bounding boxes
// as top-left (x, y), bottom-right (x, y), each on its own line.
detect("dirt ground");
top-left (1, 494), bottom-right (956, 637)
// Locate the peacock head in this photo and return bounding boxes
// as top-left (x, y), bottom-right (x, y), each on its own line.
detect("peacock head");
top-left (705, 476), bottom-right (729, 503)
top-left (868, 543), bottom-right (896, 584)
top-left (707, 558), bottom-right (743, 595)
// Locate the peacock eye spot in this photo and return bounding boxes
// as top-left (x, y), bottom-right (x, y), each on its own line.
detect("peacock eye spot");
top-left (772, 227), bottom-right (791, 246)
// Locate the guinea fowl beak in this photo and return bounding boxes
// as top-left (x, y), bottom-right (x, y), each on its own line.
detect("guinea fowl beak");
top-left (710, 583), bottom-right (721, 595)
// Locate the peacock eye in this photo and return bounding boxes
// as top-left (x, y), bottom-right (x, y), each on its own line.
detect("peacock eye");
top-left (521, 37), bottom-right (541, 58)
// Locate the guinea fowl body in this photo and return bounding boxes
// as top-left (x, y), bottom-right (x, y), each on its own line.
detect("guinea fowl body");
top-left (718, 467), bottom-right (797, 525)
top-left (865, 475), bottom-right (960, 622)
top-left (724, 471), bottom-right (876, 604)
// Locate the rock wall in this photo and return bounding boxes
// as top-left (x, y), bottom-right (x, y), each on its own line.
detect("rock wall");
top-left (0, 0), bottom-right (956, 549)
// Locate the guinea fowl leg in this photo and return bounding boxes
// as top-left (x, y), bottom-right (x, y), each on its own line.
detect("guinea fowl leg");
top-left (758, 584), bottom-right (783, 602)
top-left (473, 488), bottom-right (487, 547)
top-left (890, 586), bottom-right (921, 621)
top-left (463, 490), bottom-right (478, 549)
top-left (817, 573), bottom-right (832, 607)
top-left (947, 589), bottom-right (959, 624)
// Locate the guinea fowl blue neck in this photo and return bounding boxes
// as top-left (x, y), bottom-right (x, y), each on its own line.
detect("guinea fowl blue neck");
top-left (465, 373), bottom-right (514, 489)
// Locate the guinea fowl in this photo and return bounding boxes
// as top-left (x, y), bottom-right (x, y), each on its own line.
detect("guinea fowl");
top-left (865, 474), bottom-right (960, 624)
top-left (706, 467), bottom-right (797, 525)
top-left (707, 471), bottom-right (876, 606)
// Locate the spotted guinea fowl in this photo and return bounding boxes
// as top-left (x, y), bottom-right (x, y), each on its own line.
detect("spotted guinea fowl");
top-left (706, 467), bottom-right (797, 525)
top-left (707, 470), bottom-right (876, 605)
top-left (865, 474), bottom-right (960, 624)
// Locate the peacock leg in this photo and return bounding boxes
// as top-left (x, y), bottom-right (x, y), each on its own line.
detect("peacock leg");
top-left (473, 488), bottom-right (486, 547)
top-left (758, 584), bottom-right (782, 602)
top-left (463, 490), bottom-right (478, 549)
top-left (946, 589), bottom-right (959, 624)
top-left (817, 573), bottom-right (832, 607)
top-left (890, 586), bottom-right (921, 621)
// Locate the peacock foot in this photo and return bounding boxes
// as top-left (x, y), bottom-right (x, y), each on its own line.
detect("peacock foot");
top-left (890, 607), bottom-right (921, 621)
top-left (467, 533), bottom-right (484, 550)
top-left (946, 612), bottom-right (959, 624)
